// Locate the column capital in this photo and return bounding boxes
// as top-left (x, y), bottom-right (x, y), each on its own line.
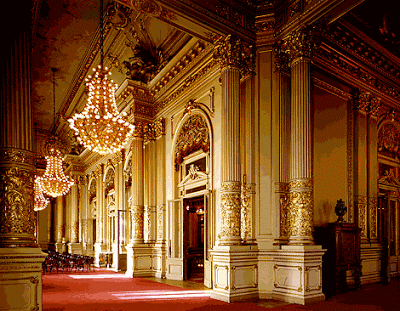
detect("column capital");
top-left (284, 24), bottom-right (321, 65)
top-left (213, 34), bottom-right (255, 76)
top-left (132, 120), bottom-right (146, 138)
top-left (352, 89), bottom-right (381, 117)
top-left (112, 150), bottom-right (125, 166)
top-left (94, 164), bottom-right (104, 179)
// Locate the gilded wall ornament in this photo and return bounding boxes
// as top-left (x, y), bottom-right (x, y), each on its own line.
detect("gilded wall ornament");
top-left (241, 180), bottom-right (251, 241)
top-left (174, 114), bottom-right (210, 171)
top-left (153, 118), bottom-right (165, 139)
top-left (355, 196), bottom-right (367, 238)
top-left (218, 193), bottom-right (241, 240)
top-left (130, 204), bottom-right (144, 241)
top-left (156, 205), bottom-right (164, 241)
top-left (0, 167), bottom-right (35, 234)
top-left (369, 197), bottom-right (377, 238)
top-left (280, 193), bottom-right (290, 238)
top-left (0, 148), bottom-right (35, 166)
top-left (106, 0), bottom-right (132, 30)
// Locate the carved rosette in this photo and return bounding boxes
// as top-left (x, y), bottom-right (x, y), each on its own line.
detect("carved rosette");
top-left (130, 204), bottom-right (144, 242)
top-left (288, 179), bottom-right (314, 245)
top-left (0, 166), bottom-right (36, 247)
top-left (213, 34), bottom-right (255, 77)
top-left (353, 90), bottom-right (381, 117)
top-left (355, 196), bottom-right (368, 238)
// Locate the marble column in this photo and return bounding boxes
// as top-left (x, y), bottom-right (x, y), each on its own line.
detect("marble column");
top-left (272, 25), bottom-right (325, 305)
top-left (0, 4), bottom-right (47, 310)
top-left (211, 34), bottom-right (258, 303)
top-left (94, 164), bottom-right (105, 266)
top-left (286, 28), bottom-right (316, 246)
top-left (353, 90), bottom-right (380, 243)
top-left (126, 122), bottom-right (151, 277)
top-left (55, 196), bottom-right (65, 252)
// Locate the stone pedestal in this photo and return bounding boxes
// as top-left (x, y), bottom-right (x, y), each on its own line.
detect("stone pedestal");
top-left (210, 244), bottom-right (259, 302)
top-left (125, 243), bottom-right (153, 277)
top-left (154, 242), bottom-right (166, 279)
top-left (272, 245), bottom-right (326, 305)
top-left (0, 248), bottom-right (47, 311)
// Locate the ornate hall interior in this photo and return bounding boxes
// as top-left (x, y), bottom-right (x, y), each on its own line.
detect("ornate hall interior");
top-left (2, 0), bottom-right (400, 310)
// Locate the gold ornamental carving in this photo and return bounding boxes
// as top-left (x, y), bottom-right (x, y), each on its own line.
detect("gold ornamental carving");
top-left (369, 197), bottom-right (377, 238)
top-left (284, 24), bottom-right (321, 64)
top-left (241, 179), bottom-right (251, 241)
top-left (288, 190), bottom-right (313, 239)
top-left (0, 148), bottom-right (35, 166)
top-left (279, 193), bottom-right (290, 238)
top-left (174, 114), bottom-right (210, 170)
top-left (289, 178), bottom-right (313, 190)
top-left (0, 167), bottom-right (35, 237)
top-left (129, 198), bottom-right (144, 240)
top-left (378, 123), bottom-right (400, 159)
top-left (221, 181), bottom-right (241, 192)
top-left (213, 34), bottom-right (255, 77)
top-left (353, 90), bottom-right (381, 116)
top-left (112, 150), bottom-right (124, 166)
top-left (355, 196), bottom-right (367, 238)
top-left (153, 118), bottom-right (165, 139)
top-left (156, 205), bottom-right (164, 241)
top-left (218, 193), bottom-right (241, 240)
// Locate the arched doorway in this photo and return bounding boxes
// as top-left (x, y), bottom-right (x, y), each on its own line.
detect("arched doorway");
top-left (167, 110), bottom-right (214, 287)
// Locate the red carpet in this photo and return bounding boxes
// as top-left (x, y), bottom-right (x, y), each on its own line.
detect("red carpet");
top-left (43, 269), bottom-right (400, 311)
top-left (42, 270), bottom-right (267, 311)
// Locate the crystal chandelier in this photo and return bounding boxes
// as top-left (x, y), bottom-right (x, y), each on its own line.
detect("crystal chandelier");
top-left (37, 68), bottom-right (74, 197)
top-left (34, 176), bottom-right (50, 212)
top-left (68, 0), bottom-right (134, 155)
top-left (37, 148), bottom-right (74, 197)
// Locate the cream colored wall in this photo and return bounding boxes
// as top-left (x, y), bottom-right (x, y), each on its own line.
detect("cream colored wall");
top-left (37, 204), bottom-right (51, 250)
top-left (313, 86), bottom-right (348, 227)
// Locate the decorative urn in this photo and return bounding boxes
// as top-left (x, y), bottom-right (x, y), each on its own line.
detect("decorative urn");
top-left (335, 199), bottom-right (347, 222)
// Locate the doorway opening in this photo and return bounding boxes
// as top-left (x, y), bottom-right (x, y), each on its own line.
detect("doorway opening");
top-left (183, 196), bottom-right (204, 283)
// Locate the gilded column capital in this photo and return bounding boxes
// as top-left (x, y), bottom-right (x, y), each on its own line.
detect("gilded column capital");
top-left (273, 40), bottom-right (290, 72)
top-left (133, 120), bottom-right (146, 138)
top-left (352, 90), bottom-right (381, 117)
top-left (284, 24), bottom-right (321, 65)
top-left (112, 150), bottom-right (125, 166)
top-left (143, 122), bottom-right (156, 144)
top-left (213, 34), bottom-right (256, 76)
top-left (154, 118), bottom-right (165, 139)
top-left (94, 164), bottom-right (104, 179)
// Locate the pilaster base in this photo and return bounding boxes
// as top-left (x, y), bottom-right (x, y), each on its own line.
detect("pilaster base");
top-left (68, 242), bottom-right (82, 255)
top-left (0, 248), bottom-right (47, 311)
top-left (272, 245), bottom-right (326, 305)
top-left (210, 244), bottom-right (259, 303)
top-left (94, 243), bottom-right (108, 267)
top-left (125, 243), bottom-right (153, 277)
top-left (154, 242), bottom-right (167, 279)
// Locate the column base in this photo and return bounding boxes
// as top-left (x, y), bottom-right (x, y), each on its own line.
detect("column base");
top-left (273, 245), bottom-right (326, 305)
top-left (125, 243), bottom-right (154, 277)
top-left (210, 244), bottom-right (259, 303)
top-left (68, 242), bottom-right (82, 255)
top-left (0, 247), bottom-right (47, 311)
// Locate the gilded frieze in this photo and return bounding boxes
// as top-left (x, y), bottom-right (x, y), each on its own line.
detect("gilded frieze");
top-left (174, 114), bottom-right (210, 170)
top-left (288, 190), bottom-right (313, 238)
top-left (355, 196), bottom-right (367, 238)
top-left (289, 178), bottom-right (313, 190)
top-left (0, 167), bottom-right (35, 237)
top-left (221, 181), bottom-right (241, 192)
top-left (218, 193), bottom-right (241, 241)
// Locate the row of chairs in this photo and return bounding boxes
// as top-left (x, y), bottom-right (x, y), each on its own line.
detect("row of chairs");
top-left (42, 251), bottom-right (94, 274)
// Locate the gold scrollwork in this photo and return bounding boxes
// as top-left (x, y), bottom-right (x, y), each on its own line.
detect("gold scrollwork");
top-left (218, 193), bottom-right (241, 240)
top-left (289, 178), bottom-right (313, 190)
top-left (0, 167), bottom-right (35, 237)
top-left (289, 190), bottom-right (313, 238)
top-left (0, 148), bottom-right (35, 166)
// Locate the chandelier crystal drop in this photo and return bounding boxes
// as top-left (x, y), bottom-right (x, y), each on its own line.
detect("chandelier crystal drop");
top-left (68, 64), bottom-right (134, 155)
top-left (37, 148), bottom-right (74, 197)
top-left (34, 176), bottom-right (50, 212)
